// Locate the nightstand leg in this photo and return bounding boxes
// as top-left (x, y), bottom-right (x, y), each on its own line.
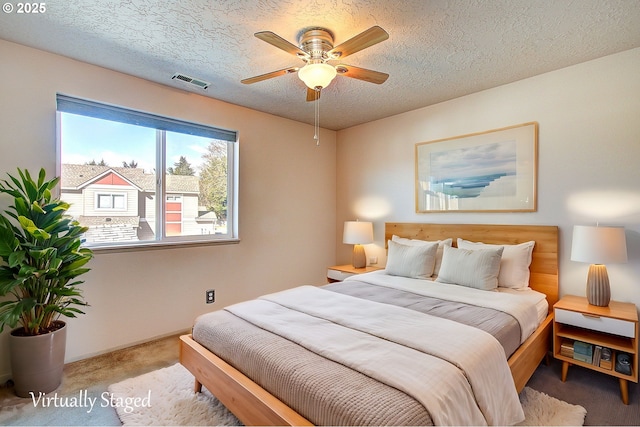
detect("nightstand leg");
top-left (561, 361), bottom-right (569, 382)
top-left (619, 379), bottom-right (629, 405)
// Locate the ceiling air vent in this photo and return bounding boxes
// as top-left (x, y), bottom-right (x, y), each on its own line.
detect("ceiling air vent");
top-left (171, 73), bottom-right (210, 90)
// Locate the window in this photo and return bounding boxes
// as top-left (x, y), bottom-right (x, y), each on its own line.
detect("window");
top-left (96, 193), bottom-right (126, 210)
top-left (56, 95), bottom-right (238, 249)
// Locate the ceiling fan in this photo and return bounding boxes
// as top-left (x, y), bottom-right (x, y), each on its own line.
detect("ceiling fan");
top-left (241, 26), bottom-right (389, 101)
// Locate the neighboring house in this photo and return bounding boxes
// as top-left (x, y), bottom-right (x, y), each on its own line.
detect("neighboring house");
top-left (61, 164), bottom-right (215, 243)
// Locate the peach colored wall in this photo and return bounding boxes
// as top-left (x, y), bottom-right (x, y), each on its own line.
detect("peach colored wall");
top-left (0, 39), bottom-right (336, 381)
top-left (336, 48), bottom-right (640, 310)
top-left (2, 37), bottom-right (639, 384)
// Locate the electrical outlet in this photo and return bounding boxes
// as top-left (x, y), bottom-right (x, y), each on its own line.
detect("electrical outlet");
top-left (369, 256), bottom-right (378, 264)
top-left (206, 289), bottom-right (215, 304)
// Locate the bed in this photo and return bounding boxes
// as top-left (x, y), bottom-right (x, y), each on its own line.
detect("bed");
top-left (180, 223), bottom-right (559, 426)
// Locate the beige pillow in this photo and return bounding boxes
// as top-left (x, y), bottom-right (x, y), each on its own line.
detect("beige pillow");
top-left (385, 240), bottom-right (438, 279)
top-left (457, 239), bottom-right (535, 289)
top-left (391, 235), bottom-right (452, 277)
top-left (436, 245), bottom-right (504, 291)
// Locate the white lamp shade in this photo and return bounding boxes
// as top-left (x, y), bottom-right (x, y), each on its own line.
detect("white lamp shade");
top-left (343, 221), bottom-right (374, 245)
top-left (298, 63), bottom-right (337, 89)
top-left (571, 225), bottom-right (628, 264)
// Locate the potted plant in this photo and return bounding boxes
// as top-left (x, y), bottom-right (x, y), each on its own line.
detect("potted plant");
top-left (0, 168), bottom-right (92, 397)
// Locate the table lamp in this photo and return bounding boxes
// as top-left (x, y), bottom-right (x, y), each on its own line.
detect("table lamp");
top-left (343, 221), bottom-right (373, 268)
top-left (571, 225), bottom-right (627, 307)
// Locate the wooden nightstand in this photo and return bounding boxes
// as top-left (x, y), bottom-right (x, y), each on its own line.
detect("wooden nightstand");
top-left (327, 264), bottom-right (382, 283)
top-left (553, 295), bottom-right (638, 404)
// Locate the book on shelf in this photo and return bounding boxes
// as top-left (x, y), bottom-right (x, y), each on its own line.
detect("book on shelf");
top-left (592, 345), bottom-right (602, 366)
top-left (574, 353), bottom-right (592, 363)
top-left (573, 340), bottom-right (593, 364)
top-left (560, 339), bottom-right (574, 358)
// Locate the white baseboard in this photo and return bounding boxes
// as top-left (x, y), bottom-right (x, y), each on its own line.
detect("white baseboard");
top-left (64, 328), bottom-right (190, 364)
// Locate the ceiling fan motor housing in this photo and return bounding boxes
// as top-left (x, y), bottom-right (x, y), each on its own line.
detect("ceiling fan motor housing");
top-left (298, 28), bottom-right (335, 61)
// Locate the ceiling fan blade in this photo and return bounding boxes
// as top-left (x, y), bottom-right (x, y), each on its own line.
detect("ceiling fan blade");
top-left (335, 64), bottom-right (389, 84)
top-left (327, 26), bottom-right (389, 59)
top-left (241, 67), bottom-right (299, 84)
top-left (306, 87), bottom-right (320, 102)
top-left (255, 31), bottom-right (309, 59)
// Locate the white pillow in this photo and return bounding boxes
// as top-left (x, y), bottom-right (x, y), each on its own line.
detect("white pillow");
top-left (457, 238), bottom-right (535, 289)
top-left (385, 240), bottom-right (438, 279)
top-left (436, 245), bottom-right (504, 291)
top-left (391, 235), bottom-right (453, 277)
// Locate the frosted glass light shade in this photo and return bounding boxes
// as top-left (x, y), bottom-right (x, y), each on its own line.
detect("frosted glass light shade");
top-left (298, 63), bottom-right (337, 89)
top-left (571, 225), bottom-right (627, 307)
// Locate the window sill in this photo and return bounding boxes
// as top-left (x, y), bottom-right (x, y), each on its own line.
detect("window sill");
top-left (88, 238), bottom-right (240, 254)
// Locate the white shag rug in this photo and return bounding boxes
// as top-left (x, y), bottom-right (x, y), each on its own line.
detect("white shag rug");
top-left (107, 364), bottom-right (239, 426)
top-left (517, 386), bottom-right (586, 426)
top-left (109, 363), bottom-right (586, 426)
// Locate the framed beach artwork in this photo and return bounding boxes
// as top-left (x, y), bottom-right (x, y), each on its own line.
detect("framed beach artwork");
top-left (415, 122), bottom-right (538, 213)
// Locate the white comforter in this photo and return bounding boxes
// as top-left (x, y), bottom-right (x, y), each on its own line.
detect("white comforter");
top-left (226, 285), bottom-right (525, 426)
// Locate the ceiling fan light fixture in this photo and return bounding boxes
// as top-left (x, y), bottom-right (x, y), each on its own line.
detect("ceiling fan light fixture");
top-left (298, 62), bottom-right (337, 89)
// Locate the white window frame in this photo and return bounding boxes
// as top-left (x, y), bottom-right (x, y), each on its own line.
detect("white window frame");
top-left (95, 192), bottom-right (127, 211)
top-left (56, 94), bottom-right (239, 252)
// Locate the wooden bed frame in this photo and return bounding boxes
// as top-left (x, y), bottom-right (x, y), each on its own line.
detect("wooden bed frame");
top-left (180, 223), bottom-right (559, 426)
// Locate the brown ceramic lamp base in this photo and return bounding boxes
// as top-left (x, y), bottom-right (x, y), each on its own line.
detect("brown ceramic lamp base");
top-left (586, 264), bottom-right (611, 307)
top-left (351, 244), bottom-right (366, 269)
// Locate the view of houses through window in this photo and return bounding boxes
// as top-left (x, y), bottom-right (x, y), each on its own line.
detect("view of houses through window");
top-left (57, 96), bottom-right (237, 247)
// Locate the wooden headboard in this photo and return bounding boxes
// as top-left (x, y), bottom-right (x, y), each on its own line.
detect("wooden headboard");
top-left (385, 223), bottom-right (559, 307)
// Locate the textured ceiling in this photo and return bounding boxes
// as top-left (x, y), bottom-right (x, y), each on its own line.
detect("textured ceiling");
top-left (2, 0), bottom-right (640, 130)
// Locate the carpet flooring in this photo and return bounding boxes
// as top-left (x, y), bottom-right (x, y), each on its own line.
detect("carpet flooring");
top-left (0, 333), bottom-right (182, 425)
top-left (107, 363), bottom-right (583, 426)
top-left (1, 333), bottom-right (638, 425)
top-left (528, 357), bottom-right (640, 425)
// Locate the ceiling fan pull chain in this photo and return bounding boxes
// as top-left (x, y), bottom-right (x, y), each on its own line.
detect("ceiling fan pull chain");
top-left (314, 88), bottom-right (320, 146)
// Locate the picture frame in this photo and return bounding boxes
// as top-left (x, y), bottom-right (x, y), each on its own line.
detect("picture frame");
top-left (415, 122), bottom-right (538, 213)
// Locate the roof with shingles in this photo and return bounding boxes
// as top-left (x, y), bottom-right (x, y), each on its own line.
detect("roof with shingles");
top-left (78, 216), bottom-right (140, 226)
top-left (61, 164), bottom-right (199, 193)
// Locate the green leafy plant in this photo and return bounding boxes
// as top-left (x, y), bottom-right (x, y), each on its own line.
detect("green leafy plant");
top-left (0, 168), bottom-right (92, 335)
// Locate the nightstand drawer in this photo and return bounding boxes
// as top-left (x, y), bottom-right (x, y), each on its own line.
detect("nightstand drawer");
top-left (327, 269), bottom-right (355, 282)
top-left (555, 308), bottom-right (636, 338)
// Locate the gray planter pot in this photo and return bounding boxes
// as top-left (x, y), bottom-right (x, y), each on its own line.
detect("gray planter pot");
top-left (9, 321), bottom-right (67, 398)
